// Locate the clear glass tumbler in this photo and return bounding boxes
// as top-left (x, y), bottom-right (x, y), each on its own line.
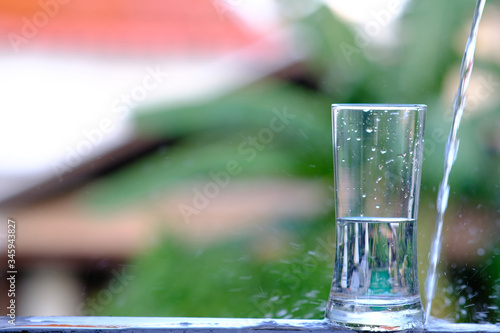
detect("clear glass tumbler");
top-left (325, 104), bottom-right (426, 331)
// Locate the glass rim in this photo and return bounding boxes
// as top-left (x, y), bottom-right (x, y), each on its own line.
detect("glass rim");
top-left (331, 103), bottom-right (426, 110)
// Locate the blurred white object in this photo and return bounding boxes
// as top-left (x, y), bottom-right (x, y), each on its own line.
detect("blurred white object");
top-left (0, 8), bottom-right (300, 202)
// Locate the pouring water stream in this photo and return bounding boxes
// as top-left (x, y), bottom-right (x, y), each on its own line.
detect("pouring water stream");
top-left (424, 0), bottom-right (486, 323)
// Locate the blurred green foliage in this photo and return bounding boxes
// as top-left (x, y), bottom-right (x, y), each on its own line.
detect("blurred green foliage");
top-left (102, 218), bottom-right (334, 319)
top-left (90, 0), bottom-right (499, 323)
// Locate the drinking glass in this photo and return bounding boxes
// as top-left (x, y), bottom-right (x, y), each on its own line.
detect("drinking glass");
top-left (325, 104), bottom-right (426, 331)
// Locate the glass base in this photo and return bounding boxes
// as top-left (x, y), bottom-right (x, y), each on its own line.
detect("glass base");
top-left (325, 296), bottom-right (424, 331)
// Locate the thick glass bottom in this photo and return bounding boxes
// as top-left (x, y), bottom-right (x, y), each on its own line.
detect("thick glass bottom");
top-left (325, 295), bottom-right (424, 331)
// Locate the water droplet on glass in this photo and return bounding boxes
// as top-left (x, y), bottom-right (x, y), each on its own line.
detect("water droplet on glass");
top-left (366, 127), bottom-right (373, 133)
top-left (356, 137), bottom-right (361, 141)
top-left (346, 137), bottom-right (351, 141)
top-left (362, 194), bottom-right (366, 198)
top-left (375, 203), bottom-right (380, 209)
top-left (363, 109), bottom-right (370, 112)
top-left (376, 176), bottom-right (382, 183)
top-left (378, 165), bottom-right (383, 170)
top-left (371, 147), bottom-right (376, 152)
top-left (380, 148), bottom-right (387, 154)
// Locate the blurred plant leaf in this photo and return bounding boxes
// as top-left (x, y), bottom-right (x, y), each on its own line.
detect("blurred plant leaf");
top-left (99, 218), bottom-right (334, 319)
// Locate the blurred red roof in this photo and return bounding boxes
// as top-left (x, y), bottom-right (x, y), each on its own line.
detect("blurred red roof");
top-left (0, 0), bottom-right (279, 56)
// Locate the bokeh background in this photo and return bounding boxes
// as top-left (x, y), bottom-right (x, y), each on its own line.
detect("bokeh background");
top-left (0, 0), bottom-right (499, 324)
